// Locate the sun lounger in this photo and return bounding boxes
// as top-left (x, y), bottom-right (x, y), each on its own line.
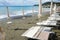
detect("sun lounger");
top-left (7, 21), bottom-right (12, 24)
top-left (21, 26), bottom-right (53, 40)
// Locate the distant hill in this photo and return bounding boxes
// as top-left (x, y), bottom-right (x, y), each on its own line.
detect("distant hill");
top-left (34, 4), bottom-right (39, 6)
top-left (34, 2), bottom-right (60, 8)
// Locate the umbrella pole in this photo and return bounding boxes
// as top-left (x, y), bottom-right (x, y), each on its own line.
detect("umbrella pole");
top-left (22, 7), bottom-right (25, 19)
top-left (38, 0), bottom-right (42, 21)
top-left (6, 6), bottom-right (12, 25)
top-left (53, 4), bottom-right (57, 13)
top-left (32, 6), bottom-right (34, 17)
top-left (50, 0), bottom-right (53, 15)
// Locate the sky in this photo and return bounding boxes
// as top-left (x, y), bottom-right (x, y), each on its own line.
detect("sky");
top-left (0, 0), bottom-right (60, 6)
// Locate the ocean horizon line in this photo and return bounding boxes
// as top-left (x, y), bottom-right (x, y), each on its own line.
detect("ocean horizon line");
top-left (0, 5), bottom-right (38, 7)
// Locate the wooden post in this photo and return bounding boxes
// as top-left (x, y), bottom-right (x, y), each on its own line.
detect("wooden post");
top-left (22, 7), bottom-right (25, 19)
top-left (50, 0), bottom-right (53, 15)
top-left (22, 7), bottom-right (24, 16)
top-left (6, 6), bottom-right (10, 22)
top-left (32, 6), bottom-right (34, 17)
top-left (6, 6), bottom-right (12, 26)
top-left (38, 0), bottom-right (42, 21)
top-left (6, 6), bottom-right (10, 19)
top-left (38, 0), bottom-right (42, 18)
top-left (22, 0), bottom-right (25, 19)
top-left (53, 4), bottom-right (57, 13)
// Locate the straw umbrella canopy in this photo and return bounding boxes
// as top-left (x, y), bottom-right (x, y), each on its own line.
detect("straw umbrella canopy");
top-left (38, 0), bottom-right (42, 19)
top-left (50, 0), bottom-right (53, 15)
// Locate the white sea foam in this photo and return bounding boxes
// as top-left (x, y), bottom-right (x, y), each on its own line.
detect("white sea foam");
top-left (0, 8), bottom-right (50, 19)
top-left (0, 15), bottom-right (7, 19)
top-left (0, 10), bottom-right (38, 19)
top-left (25, 10), bottom-right (38, 14)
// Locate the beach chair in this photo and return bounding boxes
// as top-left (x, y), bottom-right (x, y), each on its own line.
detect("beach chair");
top-left (7, 21), bottom-right (12, 24)
top-left (21, 26), bottom-right (54, 40)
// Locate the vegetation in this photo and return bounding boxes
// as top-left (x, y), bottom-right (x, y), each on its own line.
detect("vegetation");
top-left (34, 2), bottom-right (60, 8)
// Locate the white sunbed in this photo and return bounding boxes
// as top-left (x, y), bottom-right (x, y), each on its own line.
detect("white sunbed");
top-left (21, 26), bottom-right (52, 40)
top-left (48, 16), bottom-right (60, 21)
top-left (45, 20), bottom-right (56, 25)
top-left (50, 13), bottom-right (60, 16)
top-left (37, 20), bottom-right (57, 26)
top-left (7, 21), bottom-right (12, 24)
top-left (36, 21), bottom-right (47, 25)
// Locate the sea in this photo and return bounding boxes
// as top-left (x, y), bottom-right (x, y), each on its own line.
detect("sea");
top-left (0, 6), bottom-right (50, 19)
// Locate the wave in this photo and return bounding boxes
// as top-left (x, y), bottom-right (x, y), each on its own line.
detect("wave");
top-left (0, 10), bottom-right (38, 19)
top-left (0, 8), bottom-right (50, 20)
top-left (0, 15), bottom-right (7, 19)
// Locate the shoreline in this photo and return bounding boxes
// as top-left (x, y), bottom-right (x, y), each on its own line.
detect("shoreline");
top-left (0, 11), bottom-right (50, 20)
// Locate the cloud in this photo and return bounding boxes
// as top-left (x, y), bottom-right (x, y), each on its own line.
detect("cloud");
top-left (0, 0), bottom-right (24, 6)
top-left (0, 0), bottom-right (39, 6)
top-left (42, 0), bottom-right (60, 3)
top-left (24, 0), bottom-right (38, 5)
top-left (6, 0), bottom-right (24, 5)
top-left (0, 0), bottom-right (60, 6)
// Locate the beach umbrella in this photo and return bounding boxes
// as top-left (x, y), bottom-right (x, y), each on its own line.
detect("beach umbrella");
top-left (6, 6), bottom-right (12, 24)
top-left (50, 0), bottom-right (53, 15)
top-left (38, 0), bottom-right (42, 19)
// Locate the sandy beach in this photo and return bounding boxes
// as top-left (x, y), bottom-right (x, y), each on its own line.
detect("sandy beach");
top-left (0, 11), bottom-right (60, 40)
top-left (0, 11), bottom-right (50, 40)
top-left (0, 0), bottom-right (60, 40)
